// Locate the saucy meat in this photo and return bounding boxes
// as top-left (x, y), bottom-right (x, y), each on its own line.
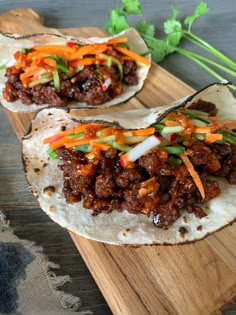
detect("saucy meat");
top-left (49, 99), bottom-right (236, 230)
top-left (3, 61), bottom-right (138, 106)
top-left (57, 134), bottom-right (235, 229)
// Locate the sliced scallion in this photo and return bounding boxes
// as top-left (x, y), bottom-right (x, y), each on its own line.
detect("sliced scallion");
top-left (53, 69), bottom-right (60, 91)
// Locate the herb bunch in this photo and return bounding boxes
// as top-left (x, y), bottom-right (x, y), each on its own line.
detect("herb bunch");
top-left (105, 0), bottom-right (236, 91)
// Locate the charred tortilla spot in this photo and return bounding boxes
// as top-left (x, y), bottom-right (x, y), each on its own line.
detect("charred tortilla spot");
top-left (183, 216), bottom-right (188, 224)
top-left (32, 189), bottom-right (39, 197)
top-left (48, 205), bottom-right (55, 212)
top-left (43, 185), bottom-right (56, 197)
top-left (61, 125), bottom-right (66, 131)
top-left (34, 168), bottom-right (40, 174)
top-left (197, 225), bottom-right (203, 231)
top-left (122, 228), bottom-right (131, 237)
top-left (179, 226), bottom-right (188, 237)
top-left (43, 163), bottom-right (47, 168)
top-left (48, 112), bottom-right (53, 116)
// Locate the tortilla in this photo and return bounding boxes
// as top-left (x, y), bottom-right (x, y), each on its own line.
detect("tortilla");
top-left (22, 83), bottom-right (236, 245)
top-left (0, 28), bottom-right (150, 112)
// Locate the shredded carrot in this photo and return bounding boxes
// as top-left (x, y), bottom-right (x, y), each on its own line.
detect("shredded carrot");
top-left (43, 57), bottom-right (57, 67)
top-left (164, 120), bottom-right (179, 127)
top-left (193, 126), bottom-right (212, 134)
top-left (49, 135), bottom-right (73, 150)
top-left (64, 138), bottom-right (91, 148)
top-left (33, 45), bottom-right (76, 54)
top-left (20, 66), bottom-right (44, 80)
top-left (115, 45), bottom-right (151, 66)
top-left (26, 51), bottom-right (48, 61)
top-left (92, 142), bottom-right (111, 151)
top-left (100, 126), bottom-right (117, 137)
top-left (132, 127), bottom-right (155, 136)
top-left (179, 153), bottom-right (205, 199)
top-left (204, 133), bottom-right (223, 144)
top-left (114, 130), bottom-right (125, 144)
top-left (43, 129), bottom-right (77, 144)
top-left (107, 37), bottom-right (128, 45)
top-left (68, 44), bottom-right (107, 61)
top-left (74, 123), bottom-right (106, 134)
top-left (70, 58), bottom-right (99, 66)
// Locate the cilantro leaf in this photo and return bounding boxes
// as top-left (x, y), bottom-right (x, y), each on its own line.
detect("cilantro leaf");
top-left (104, 8), bottom-right (131, 35)
top-left (164, 7), bottom-right (183, 46)
top-left (121, 0), bottom-right (142, 14)
top-left (136, 20), bottom-right (155, 38)
top-left (142, 36), bottom-right (176, 63)
top-left (184, 1), bottom-right (209, 30)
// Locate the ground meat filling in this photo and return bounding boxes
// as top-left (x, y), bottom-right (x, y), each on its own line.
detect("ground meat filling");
top-left (55, 100), bottom-right (236, 229)
top-left (57, 128), bottom-right (235, 229)
top-left (3, 60), bottom-right (139, 106)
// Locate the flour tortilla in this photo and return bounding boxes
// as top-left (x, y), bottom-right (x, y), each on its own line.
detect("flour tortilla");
top-left (22, 83), bottom-right (236, 245)
top-left (0, 28), bottom-right (150, 112)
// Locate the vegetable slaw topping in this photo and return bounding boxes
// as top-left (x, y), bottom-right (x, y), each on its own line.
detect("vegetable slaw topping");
top-left (43, 103), bottom-right (236, 200)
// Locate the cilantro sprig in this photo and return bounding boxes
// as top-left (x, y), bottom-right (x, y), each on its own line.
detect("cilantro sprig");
top-left (104, 0), bottom-right (236, 91)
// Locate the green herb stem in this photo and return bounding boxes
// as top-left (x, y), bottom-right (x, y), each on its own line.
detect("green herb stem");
top-left (177, 48), bottom-right (236, 91)
top-left (175, 47), bottom-right (236, 77)
top-left (183, 31), bottom-right (236, 70)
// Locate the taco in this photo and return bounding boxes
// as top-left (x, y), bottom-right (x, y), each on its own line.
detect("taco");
top-left (0, 28), bottom-right (150, 112)
top-left (22, 83), bottom-right (236, 245)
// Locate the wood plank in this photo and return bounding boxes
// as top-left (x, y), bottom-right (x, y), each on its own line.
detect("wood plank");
top-left (0, 8), bottom-right (235, 315)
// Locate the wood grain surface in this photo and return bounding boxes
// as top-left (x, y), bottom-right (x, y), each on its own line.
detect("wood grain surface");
top-left (0, 5), bottom-right (236, 315)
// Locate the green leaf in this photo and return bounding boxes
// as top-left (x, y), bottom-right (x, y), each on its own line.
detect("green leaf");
top-left (170, 7), bottom-right (181, 20)
top-left (104, 8), bottom-right (131, 35)
top-left (136, 20), bottom-right (155, 38)
top-left (142, 36), bottom-right (175, 63)
top-left (163, 7), bottom-right (183, 47)
top-left (164, 19), bottom-right (182, 35)
top-left (184, 1), bottom-right (209, 29)
top-left (121, 0), bottom-right (142, 14)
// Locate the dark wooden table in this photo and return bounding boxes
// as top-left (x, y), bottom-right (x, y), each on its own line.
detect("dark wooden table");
top-left (0, 1), bottom-right (236, 314)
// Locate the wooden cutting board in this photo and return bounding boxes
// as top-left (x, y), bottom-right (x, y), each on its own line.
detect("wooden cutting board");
top-left (1, 8), bottom-right (235, 315)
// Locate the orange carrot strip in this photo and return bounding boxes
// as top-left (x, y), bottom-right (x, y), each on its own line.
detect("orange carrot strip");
top-left (43, 128), bottom-right (78, 144)
top-left (193, 126), bottom-right (212, 134)
top-left (132, 127), bottom-right (155, 136)
top-left (64, 138), bottom-right (91, 148)
top-left (70, 58), bottom-right (99, 66)
top-left (100, 126), bottom-right (118, 137)
top-left (32, 45), bottom-right (76, 54)
top-left (114, 130), bottom-right (125, 144)
top-left (74, 123), bottom-right (106, 133)
top-left (43, 123), bottom-right (106, 144)
top-left (69, 44), bottom-right (107, 61)
top-left (204, 133), bottom-right (223, 144)
top-left (164, 120), bottom-right (179, 127)
top-left (179, 154), bottom-right (205, 199)
top-left (92, 142), bottom-right (111, 151)
top-left (49, 135), bottom-right (74, 150)
top-left (107, 37), bottom-right (128, 45)
top-left (20, 66), bottom-right (44, 80)
top-left (115, 45), bottom-right (151, 66)
top-left (26, 51), bottom-right (48, 61)
top-left (43, 57), bottom-right (57, 67)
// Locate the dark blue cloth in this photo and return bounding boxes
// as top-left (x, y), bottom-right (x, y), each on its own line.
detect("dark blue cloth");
top-left (0, 242), bottom-right (33, 314)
